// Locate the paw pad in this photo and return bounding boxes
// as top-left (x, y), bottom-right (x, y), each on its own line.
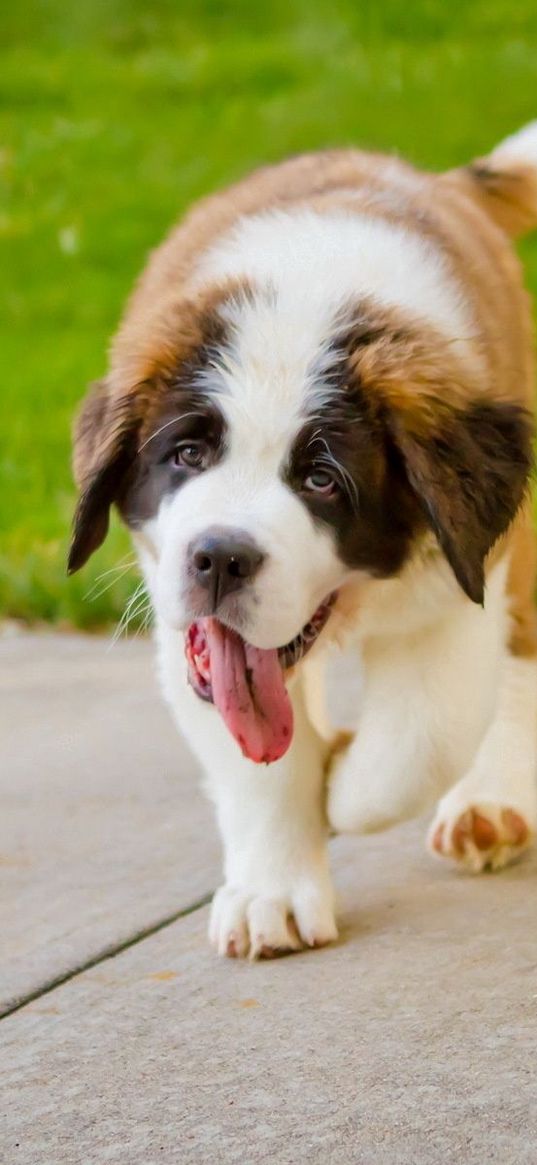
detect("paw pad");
top-left (453, 809), bottom-right (498, 854)
top-left (430, 803), bottom-right (532, 871)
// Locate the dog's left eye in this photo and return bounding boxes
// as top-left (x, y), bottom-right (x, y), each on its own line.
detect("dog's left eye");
top-left (173, 441), bottom-right (208, 470)
top-left (303, 468), bottom-right (337, 495)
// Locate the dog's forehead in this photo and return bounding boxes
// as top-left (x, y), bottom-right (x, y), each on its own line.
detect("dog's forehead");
top-left (196, 285), bottom-right (348, 456)
top-left (194, 207), bottom-right (477, 369)
top-left (185, 205), bottom-right (481, 454)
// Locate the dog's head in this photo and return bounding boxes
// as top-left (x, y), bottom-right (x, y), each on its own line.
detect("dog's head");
top-left (69, 273), bottom-right (532, 760)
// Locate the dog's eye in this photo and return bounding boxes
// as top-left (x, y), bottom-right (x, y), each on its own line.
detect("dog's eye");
top-left (173, 441), bottom-right (208, 470)
top-left (303, 468), bottom-right (337, 495)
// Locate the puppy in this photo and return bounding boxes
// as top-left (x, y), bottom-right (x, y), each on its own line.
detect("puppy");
top-left (69, 124), bottom-right (537, 959)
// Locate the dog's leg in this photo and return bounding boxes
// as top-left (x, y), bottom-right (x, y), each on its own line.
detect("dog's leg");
top-left (327, 564), bottom-right (508, 835)
top-left (428, 653), bottom-right (537, 870)
top-left (156, 623), bottom-right (337, 959)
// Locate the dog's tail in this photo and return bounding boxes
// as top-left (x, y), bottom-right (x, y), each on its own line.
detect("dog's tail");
top-left (451, 122), bottom-right (537, 239)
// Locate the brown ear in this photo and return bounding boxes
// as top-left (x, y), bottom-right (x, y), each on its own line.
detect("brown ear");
top-left (68, 381), bottom-right (138, 574)
top-left (388, 399), bottom-right (534, 603)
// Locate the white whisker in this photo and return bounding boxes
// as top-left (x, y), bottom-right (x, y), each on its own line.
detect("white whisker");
top-left (307, 433), bottom-right (360, 514)
top-left (139, 606), bottom-right (154, 636)
top-left (109, 581), bottom-right (151, 648)
top-left (305, 411), bottom-right (363, 427)
top-left (138, 412), bottom-right (202, 454)
top-left (318, 451), bottom-right (360, 514)
top-left (84, 557), bottom-right (137, 602)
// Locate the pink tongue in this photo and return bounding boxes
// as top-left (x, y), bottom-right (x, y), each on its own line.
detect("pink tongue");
top-left (204, 618), bottom-right (293, 764)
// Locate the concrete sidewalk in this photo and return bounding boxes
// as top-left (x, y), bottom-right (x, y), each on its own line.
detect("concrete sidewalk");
top-left (2, 633), bottom-right (537, 1164)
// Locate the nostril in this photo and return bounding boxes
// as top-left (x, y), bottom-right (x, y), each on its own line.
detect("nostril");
top-left (194, 552), bottom-right (213, 574)
top-left (189, 531), bottom-right (265, 602)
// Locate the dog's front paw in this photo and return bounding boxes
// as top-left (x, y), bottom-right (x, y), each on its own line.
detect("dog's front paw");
top-left (428, 798), bottom-right (534, 872)
top-left (209, 877), bottom-right (338, 960)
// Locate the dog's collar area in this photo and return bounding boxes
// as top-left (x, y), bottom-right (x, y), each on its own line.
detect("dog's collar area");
top-left (276, 592), bottom-right (337, 670)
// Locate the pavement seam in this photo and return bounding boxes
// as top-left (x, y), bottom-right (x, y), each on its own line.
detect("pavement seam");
top-left (0, 891), bottom-right (213, 1021)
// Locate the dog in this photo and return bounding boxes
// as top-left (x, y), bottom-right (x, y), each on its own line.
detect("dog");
top-left (69, 124), bottom-right (537, 959)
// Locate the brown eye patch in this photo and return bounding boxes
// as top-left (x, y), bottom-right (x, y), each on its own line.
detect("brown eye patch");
top-left (285, 396), bottom-right (421, 579)
top-left (117, 392), bottom-right (227, 527)
top-left (297, 297), bottom-right (535, 602)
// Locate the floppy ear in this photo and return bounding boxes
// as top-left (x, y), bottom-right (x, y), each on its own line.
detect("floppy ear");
top-left (387, 399), bottom-right (534, 603)
top-left (68, 380), bottom-right (138, 574)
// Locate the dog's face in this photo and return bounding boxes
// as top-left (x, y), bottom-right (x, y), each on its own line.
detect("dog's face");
top-left (113, 290), bottom-right (425, 652)
top-left (68, 267), bottom-right (533, 763)
top-left (69, 278), bottom-right (533, 655)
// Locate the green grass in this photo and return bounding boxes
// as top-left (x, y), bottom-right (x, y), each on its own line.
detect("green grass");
top-left (2, 0), bottom-right (537, 627)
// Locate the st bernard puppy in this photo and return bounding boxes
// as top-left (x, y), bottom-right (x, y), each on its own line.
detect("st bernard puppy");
top-left (69, 124), bottom-right (537, 959)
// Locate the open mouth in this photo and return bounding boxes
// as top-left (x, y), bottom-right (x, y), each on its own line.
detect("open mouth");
top-left (277, 593), bottom-right (337, 670)
top-left (184, 593), bottom-right (336, 764)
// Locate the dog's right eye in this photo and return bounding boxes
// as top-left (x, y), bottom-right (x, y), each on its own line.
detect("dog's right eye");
top-left (172, 441), bottom-right (208, 470)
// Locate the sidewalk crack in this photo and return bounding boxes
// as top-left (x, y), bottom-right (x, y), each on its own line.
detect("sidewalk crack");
top-left (0, 891), bottom-right (213, 1021)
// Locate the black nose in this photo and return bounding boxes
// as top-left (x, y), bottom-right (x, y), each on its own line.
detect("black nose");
top-left (189, 529), bottom-right (265, 612)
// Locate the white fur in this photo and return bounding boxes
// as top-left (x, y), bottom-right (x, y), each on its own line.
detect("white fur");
top-left (327, 558), bottom-right (509, 832)
top-left (140, 451), bottom-right (345, 651)
top-left (490, 120), bottom-right (537, 170)
top-left (194, 208), bottom-right (478, 369)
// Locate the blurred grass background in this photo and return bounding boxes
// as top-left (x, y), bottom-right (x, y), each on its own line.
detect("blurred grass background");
top-left (2, 0), bottom-right (537, 628)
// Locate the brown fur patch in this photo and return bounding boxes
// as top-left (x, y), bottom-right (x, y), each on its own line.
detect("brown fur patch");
top-left (346, 310), bottom-right (534, 603)
top-left (462, 161), bottom-right (537, 239)
top-left (69, 279), bottom-right (251, 572)
top-left (505, 502), bottom-right (537, 656)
